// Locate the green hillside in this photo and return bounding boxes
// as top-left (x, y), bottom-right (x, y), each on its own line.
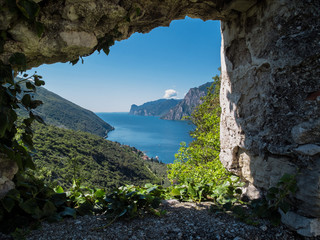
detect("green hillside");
top-left (31, 123), bottom-right (167, 190)
top-left (17, 78), bottom-right (114, 137)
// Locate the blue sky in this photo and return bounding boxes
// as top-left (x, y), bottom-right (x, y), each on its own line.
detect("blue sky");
top-left (27, 17), bottom-right (221, 112)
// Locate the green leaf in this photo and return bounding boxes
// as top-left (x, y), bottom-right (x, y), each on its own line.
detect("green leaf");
top-left (25, 81), bottom-right (35, 90)
top-left (16, 0), bottom-right (40, 20)
top-left (1, 197), bottom-right (16, 212)
top-left (279, 200), bottom-right (290, 213)
top-left (102, 46), bottom-right (110, 56)
top-left (35, 21), bottom-right (44, 38)
top-left (54, 186), bottom-right (64, 194)
top-left (135, 7), bottom-right (141, 16)
top-left (33, 75), bottom-right (45, 86)
top-left (94, 189), bottom-right (106, 198)
top-left (118, 208), bottom-right (127, 217)
top-left (30, 99), bottom-right (43, 109)
top-left (9, 52), bottom-right (27, 71)
top-left (70, 58), bottom-right (79, 65)
top-left (19, 198), bottom-right (40, 215)
top-left (229, 175), bottom-right (239, 182)
top-left (146, 186), bottom-right (157, 193)
top-left (30, 112), bottom-right (45, 124)
top-left (46, 213), bottom-right (62, 222)
top-left (6, 189), bottom-right (21, 202)
top-left (170, 188), bottom-right (181, 197)
top-left (125, 191), bottom-right (137, 198)
top-left (268, 187), bottom-right (279, 194)
top-left (51, 193), bottom-right (67, 207)
top-left (278, 173), bottom-right (293, 185)
top-left (59, 207), bottom-right (76, 218)
top-left (42, 201), bottom-right (57, 217)
top-left (21, 94), bottom-right (31, 107)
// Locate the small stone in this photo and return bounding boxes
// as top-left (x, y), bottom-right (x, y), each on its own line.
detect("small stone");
top-left (260, 225), bottom-right (267, 231)
top-left (294, 144), bottom-right (320, 156)
top-left (172, 227), bottom-right (181, 232)
top-left (233, 237), bottom-right (244, 240)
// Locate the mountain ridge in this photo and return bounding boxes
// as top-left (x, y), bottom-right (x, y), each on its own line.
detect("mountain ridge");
top-left (161, 82), bottom-right (213, 120)
top-left (129, 99), bottom-right (182, 116)
top-left (17, 78), bottom-right (114, 137)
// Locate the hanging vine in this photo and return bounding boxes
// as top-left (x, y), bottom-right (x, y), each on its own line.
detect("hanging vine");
top-left (0, 0), bottom-right (45, 172)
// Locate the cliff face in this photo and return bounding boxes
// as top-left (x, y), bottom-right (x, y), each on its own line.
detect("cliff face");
top-left (161, 82), bottom-right (212, 120)
top-left (129, 99), bottom-right (181, 117)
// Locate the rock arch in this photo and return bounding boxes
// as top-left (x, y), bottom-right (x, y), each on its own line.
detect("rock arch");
top-left (0, 0), bottom-right (319, 236)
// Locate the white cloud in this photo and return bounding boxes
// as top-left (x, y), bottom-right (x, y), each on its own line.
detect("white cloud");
top-left (163, 89), bottom-right (178, 99)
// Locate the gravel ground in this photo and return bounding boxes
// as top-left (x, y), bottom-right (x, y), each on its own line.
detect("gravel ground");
top-left (1, 200), bottom-right (319, 240)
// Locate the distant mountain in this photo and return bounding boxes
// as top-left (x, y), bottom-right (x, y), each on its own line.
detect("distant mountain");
top-left (17, 79), bottom-right (114, 137)
top-left (129, 99), bottom-right (182, 117)
top-left (161, 82), bottom-right (213, 120)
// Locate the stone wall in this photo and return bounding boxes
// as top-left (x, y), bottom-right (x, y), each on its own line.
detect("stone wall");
top-left (0, 0), bottom-right (319, 236)
top-left (220, 0), bottom-right (320, 236)
top-left (0, 154), bottom-right (18, 199)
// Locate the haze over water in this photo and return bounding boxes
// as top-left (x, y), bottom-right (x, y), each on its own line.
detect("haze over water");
top-left (97, 113), bottom-right (194, 164)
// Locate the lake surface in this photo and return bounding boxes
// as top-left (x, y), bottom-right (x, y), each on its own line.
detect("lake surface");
top-left (96, 113), bottom-right (194, 164)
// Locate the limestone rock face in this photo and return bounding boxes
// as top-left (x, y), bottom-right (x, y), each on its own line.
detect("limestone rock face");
top-left (0, 154), bottom-right (18, 199)
top-left (0, 0), bottom-right (319, 236)
top-left (0, 0), bottom-right (238, 68)
top-left (219, 0), bottom-right (320, 236)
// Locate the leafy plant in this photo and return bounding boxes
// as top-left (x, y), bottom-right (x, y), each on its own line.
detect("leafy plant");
top-left (96, 184), bottom-right (165, 229)
top-left (0, 58), bottom-right (45, 172)
top-left (0, 173), bottom-right (74, 235)
top-left (167, 175), bottom-right (244, 204)
top-left (167, 74), bottom-right (243, 204)
top-left (210, 173), bottom-right (298, 226)
top-left (250, 173), bottom-right (297, 225)
top-left (168, 74), bottom-right (225, 184)
top-left (55, 181), bottom-right (106, 216)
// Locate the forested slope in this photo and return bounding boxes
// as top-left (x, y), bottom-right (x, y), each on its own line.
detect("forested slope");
top-left (32, 123), bottom-right (167, 189)
top-left (17, 78), bottom-right (114, 137)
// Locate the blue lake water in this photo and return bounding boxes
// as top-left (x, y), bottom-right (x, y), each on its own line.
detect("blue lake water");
top-left (96, 113), bottom-right (194, 164)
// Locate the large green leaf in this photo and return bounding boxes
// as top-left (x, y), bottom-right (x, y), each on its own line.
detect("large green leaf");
top-left (42, 201), bottom-right (57, 217)
top-left (51, 193), bottom-right (67, 207)
top-left (1, 197), bottom-right (16, 212)
top-left (16, 0), bottom-right (40, 20)
top-left (54, 186), bottom-right (64, 194)
top-left (59, 207), bottom-right (76, 218)
top-left (94, 189), bottom-right (106, 198)
top-left (19, 198), bottom-right (40, 215)
top-left (170, 188), bottom-right (181, 197)
top-left (33, 75), bottom-right (45, 86)
top-left (21, 94), bottom-right (31, 107)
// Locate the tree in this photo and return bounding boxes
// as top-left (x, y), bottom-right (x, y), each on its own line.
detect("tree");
top-left (168, 74), bottom-right (228, 185)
